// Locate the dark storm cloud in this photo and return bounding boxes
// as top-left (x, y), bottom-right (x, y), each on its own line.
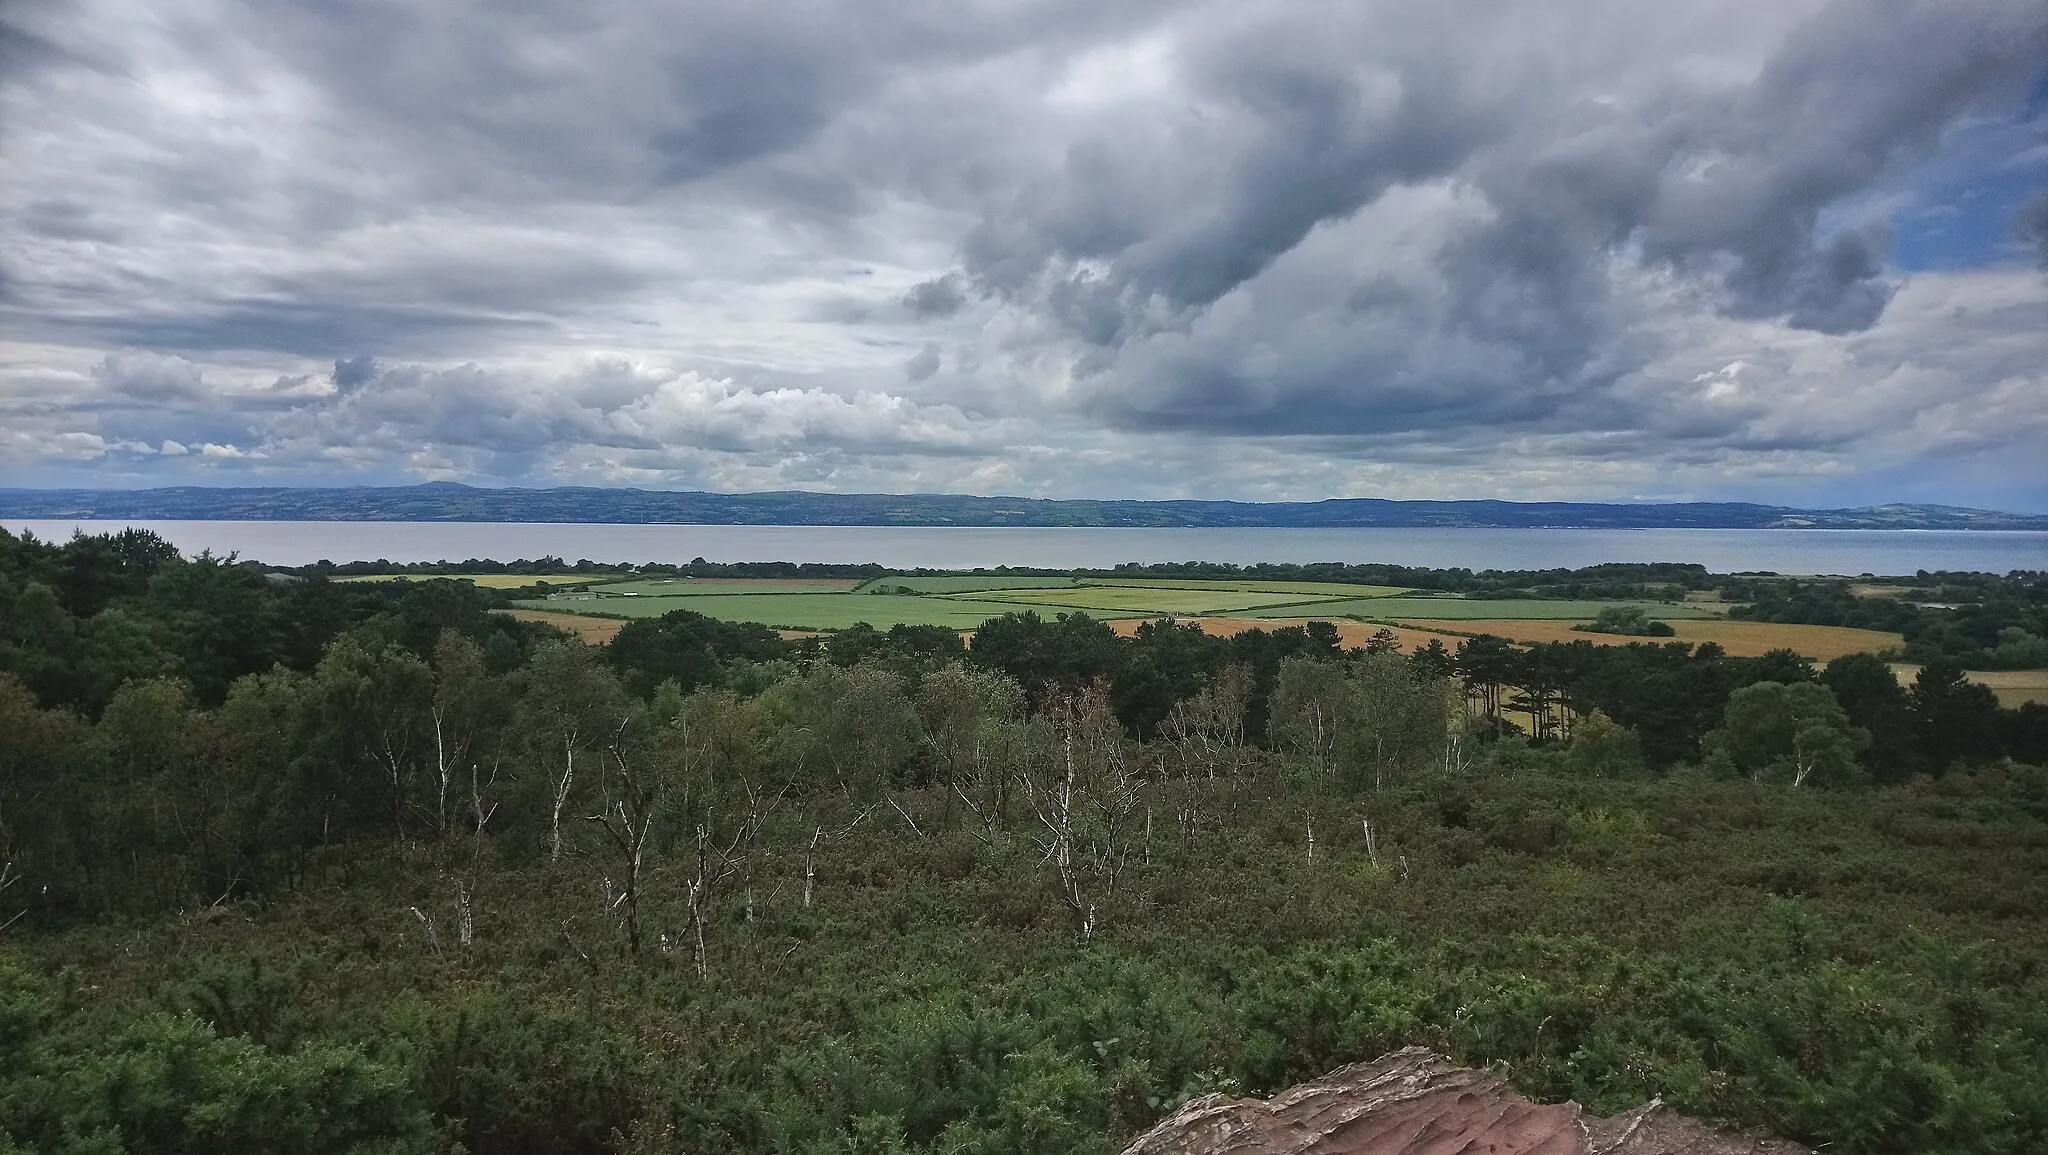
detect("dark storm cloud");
top-left (954, 0), bottom-right (2048, 437)
top-left (0, 0), bottom-right (1168, 367)
top-left (903, 274), bottom-right (967, 319)
top-left (331, 355), bottom-right (378, 392)
top-left (0, 6), bottom-right (85, 77)
top-left (238, 0), bottom-right (1165, 205)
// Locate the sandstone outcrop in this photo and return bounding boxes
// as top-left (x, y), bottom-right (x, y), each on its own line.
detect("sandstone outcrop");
top-left (1120, 1048), bottom-right (1808, 1155)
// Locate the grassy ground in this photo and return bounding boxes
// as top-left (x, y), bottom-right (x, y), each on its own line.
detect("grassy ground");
top-left (581, 578), bottom-right (864, 596)
top-left (518, 583), bottom-right (1729, 638)
top-left (1083, 579), bottom-right (1413, 597)
top-left (1255, 598), bottom-right (1717, 621)
top-left (950, 586), bottom-right (1351, 615)
top-left (858, 575), bottom-right (1081, 593)
top-left (1849, 584), bottom-right (1924, 599)
top-left (518, 592), bottom-right (1100, 630)
top-left (1397, 619), bottom-right (1904, 661)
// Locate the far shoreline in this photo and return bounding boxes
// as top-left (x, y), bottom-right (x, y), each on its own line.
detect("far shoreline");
top-left (7, 519), bottom-right (2044, 575)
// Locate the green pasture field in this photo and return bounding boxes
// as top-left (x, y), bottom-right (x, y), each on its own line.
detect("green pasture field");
top-left (521, 580), bottom-right (1719, 632)
top-left (517, 593), bottom-right (1084, 630)
top-left (581, 578), bottom-right (864, 596)
top-left (1081, 578), bottom-right (1414, 597)
top-left (1250, 597), bottom-right (1720, 621)
top-left (335, 573), bottom-right (625, 589)
top-left (950, 585), bottom-right (1347, 615)
top-left (857, 575), bottom-right (1080, 594)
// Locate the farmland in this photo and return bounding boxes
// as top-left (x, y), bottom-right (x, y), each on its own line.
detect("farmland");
top-left (858, 574), bottom-right (1079, 593)
top-left (1111, 617), bottom-right (1467, 652)
top-left (499, 607), bottom-right (629, 643)
top-left (336, 572), bottom-right (625, 589)
top-left (1399, 618), bottom-right (1905, 661)
top-left (575, 577), bottom-right (863, 596)
top-left (520, 591), bottom-right (1060, 630)
top-left (1082, 578), bottom-right (1413, 597)
top-left (938, 584), bottom-right (1340, 615)
top-left (1251, 597), bottom-right (1718, 621)
top-left (1890, 664), bottom-right (2048, 708)
top-left (509, 575), bottom-right (1923, 663)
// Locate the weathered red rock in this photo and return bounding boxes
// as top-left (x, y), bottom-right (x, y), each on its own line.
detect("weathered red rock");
top-left (1119, 1048), bottom-right (1809, 1155)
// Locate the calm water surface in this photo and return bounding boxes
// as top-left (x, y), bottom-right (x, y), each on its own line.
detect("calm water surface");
top-left (7, 520), bottom-right (2046, 575)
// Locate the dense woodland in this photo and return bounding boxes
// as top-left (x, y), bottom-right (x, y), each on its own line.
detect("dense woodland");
top-left (2, 527), bottom-right (2046, 1154)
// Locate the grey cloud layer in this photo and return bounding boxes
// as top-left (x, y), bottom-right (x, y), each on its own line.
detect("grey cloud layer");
top-left (1, 0), bottom-right (2045, 505)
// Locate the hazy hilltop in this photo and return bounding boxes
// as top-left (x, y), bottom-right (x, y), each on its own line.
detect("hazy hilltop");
top-left (5, 484), bottom-right (2046, 530)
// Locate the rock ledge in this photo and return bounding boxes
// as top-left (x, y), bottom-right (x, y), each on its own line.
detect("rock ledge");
top-left (1120, 1048), bottom-right (1809, 1155)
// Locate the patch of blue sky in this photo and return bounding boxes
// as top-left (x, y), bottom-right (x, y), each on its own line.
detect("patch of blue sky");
top-left (1820, 72), bottom-right (2048, 273)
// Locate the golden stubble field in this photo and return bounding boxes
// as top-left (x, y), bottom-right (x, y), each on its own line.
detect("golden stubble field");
top-left (1396, 618), bottom-right (1904, 661)
top-left (1106, 617), bottom-right (1467, 651)
top-left (1889, 665), bottom-right (2048, 708)
top-left (1109, 615), bottom-right (1900, 662)
top-left (1108, 615), bottom-right (1910, 664)
top-left (500, 608), bottom-right (628, 644)
top-left (502, 609), bottom-right (822, 643)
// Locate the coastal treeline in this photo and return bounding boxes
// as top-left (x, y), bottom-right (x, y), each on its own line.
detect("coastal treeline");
top-left (1727, 573), bottom-right (2048, 669)
top-left (1, 526), bottom-right (2045, 1155)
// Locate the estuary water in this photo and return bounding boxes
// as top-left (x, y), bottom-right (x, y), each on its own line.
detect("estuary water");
top-left (6, 520), bottom-right (2047, 575)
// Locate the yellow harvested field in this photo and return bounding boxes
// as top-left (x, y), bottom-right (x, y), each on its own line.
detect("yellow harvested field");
top-left (1889, 665), bottom-right (2048, 708)
top-left (1105, 617), bottom-right (1466, 653)
top-left (1400, 618), bottom-right (1901, 660)
top-left (1653, 620), bottom-right (1902, 659)
top-left (504, 609), bottom-right (813, 645)
top-left (500, 609), bottom-right (626, 644)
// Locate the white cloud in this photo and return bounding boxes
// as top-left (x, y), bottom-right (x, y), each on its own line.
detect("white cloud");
top-left (92, 352), bottom-right (206, 401)
top-left (0, 0), bottom-right (2044, 509)
top-left (1, 430), bottom-right (109, 465)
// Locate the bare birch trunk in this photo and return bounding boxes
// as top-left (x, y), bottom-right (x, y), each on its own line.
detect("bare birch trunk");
top-left (550, 734), bottom-right (575, 863)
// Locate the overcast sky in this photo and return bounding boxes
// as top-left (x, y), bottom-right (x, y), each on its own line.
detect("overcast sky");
top-left (3, 0), bottom-right (2046, 508)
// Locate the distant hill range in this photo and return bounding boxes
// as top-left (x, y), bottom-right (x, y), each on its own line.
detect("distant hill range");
top-left (4, 484), bottom-right (2046, 530)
